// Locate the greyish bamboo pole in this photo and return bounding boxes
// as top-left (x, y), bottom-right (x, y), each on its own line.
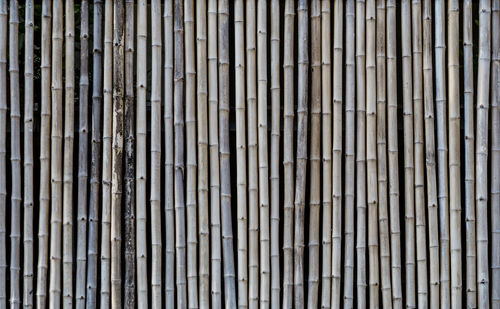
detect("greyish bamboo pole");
top-left (9, 1), bottom-right (21, 307)
top-left (49, 0), bottom-right (64, 306)
top-left (434, 0), bottom-right (450, 306)
top-left (423, 0), bottom-right (440, 306)
top-left (344, 0), bottom-right (356, 307)
top-left (476, 1), bottom-right (491, 307)
top-left (0, 1), bottom-right (6, 306)
top-left (387, 1), bottom-right (403, 307)
top-left (307, 0), bottom-right (321, 307)
top-left (24, 0), bottom-right (35, 307)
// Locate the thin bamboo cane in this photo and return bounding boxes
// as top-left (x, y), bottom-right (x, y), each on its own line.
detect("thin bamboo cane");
top-left (136, 0), bottom-right (148, 307)
top-left (208, 0), bottom-right (222, 306)
top-left (23, 0), bottom-right (35, 307)
top-left (476, 1), bottom-right (491, 307)
top-left (86, 1), bottom-right (103, 308)
top-left (434, 0), bottom-right (450, 306)
top-left (123, 0), bottom-right (135, 308)
top-left (344, 0), bottom-right (356, 307)
top-left (197, 0), bottom-right (210, 307)
top-left (218, 1), bottom-right (237, 306)
top-left (356, 0), bottom-right (367, 307)
top-left (307, 1), bottom-right (321, 308)
top-left (0, 1), bottom-right (6, 306)
top-left (234, 0), bottom-right (248, 307)
top-left (423, 0), bottom-right (440, 307)
top-left (49, 0), bottom-right (64, 306)
top-left (9, 1), bottom-right (21, 307)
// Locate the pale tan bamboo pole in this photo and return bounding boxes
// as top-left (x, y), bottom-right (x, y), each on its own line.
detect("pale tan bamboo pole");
top-left (375, 1), bottom-right (392, 308)
top-left (476, 1), bottom-right (491, 307)
top-left (270, 0), bottom-right (280, 307)
top-left (344, 0), bottom-right (356, 307)
top-left (320, 0), bottom-right (331, 307)
top-left (135, 0), bottom-right (148, 307)
top-left (100, 0), bottom-right (113, 306)
top-left (49, 0), bottom-right (64, 306)
top-left (423, 0), bottom-right (440, 306)
top-left (356, 0), bottom-right (367, 306)
top-left (197, 0), bottom-right (210, 307)
top-left (434, 0), bottom-right (450, 306)
top-left (24, 0), bottom-right (35, 307)
top-left (208, 0), bottom-right (222, 306)
top-left (0, 1), bottom-right (6, 306)
top-left (283, 1), bottom-right (295, 307)
top-left (9, 1), bottom-right (21, 307)
top-left (307, 1), bottom-right (321, 308)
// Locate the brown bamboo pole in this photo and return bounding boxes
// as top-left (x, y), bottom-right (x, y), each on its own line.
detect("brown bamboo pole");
top-left (476, 1), bottom-right (491, 307)
top-left (0, 1), bottom-right (6, 306)
top-left (24, 0), bottom-right (35, 307)
top-left (423, 0), bottom-right (440, 306)
top-left (307, 1), bottom-right (321, 308)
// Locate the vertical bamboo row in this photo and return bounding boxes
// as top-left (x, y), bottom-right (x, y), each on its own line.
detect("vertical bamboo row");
top-left (0, 0), bottom-right (6, 305)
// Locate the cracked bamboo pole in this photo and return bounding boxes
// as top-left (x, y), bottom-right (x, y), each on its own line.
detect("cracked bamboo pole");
top-left (0, 0), bottom-right (6, 306)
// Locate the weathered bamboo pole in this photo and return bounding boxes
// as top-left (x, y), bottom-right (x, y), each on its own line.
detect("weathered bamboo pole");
top-left (0, 1), bottom-right (6, 306)
top-left (307, 0), bottom-right (321, 307)
top-left (423, 0), bottom-right (440, 306)
top-left (476, 1), bottom-right (491, 307)
top-left (24, 0), bottom-right (35, 307)
top-left (9, 1), bottom-right (21, 307)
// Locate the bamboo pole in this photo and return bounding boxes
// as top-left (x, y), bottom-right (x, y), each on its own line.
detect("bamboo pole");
top-left (344, 0), bottom-right (356, 307)
top-left (476, 1), bottom-right (491, 307)
top-left (307, 0), bottom-right (321, 307)
top-left (9, 1), bottom-right (21, 307)
top-left (86, 1), bottom-right (103, 307)
top-left (423, 0), bottom-right (440, 306)
top-left (0, 1), bottom-right (6, 306)
top-left (24, 0), bottom-right (35, 307)
top-left (387, 1), bottom-right (402, 307)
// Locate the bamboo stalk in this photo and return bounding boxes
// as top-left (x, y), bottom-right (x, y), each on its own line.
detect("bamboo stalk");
top-left (344, 0), bottom-right (356, 307)
top-left (423, 0), bottom-right (440, 307)
top-left (307, 0), bottom-right (321, 307)
top-left (9, 1), bottom-right (21, 307)
top-left (476, 1), bottom-right (491, 307)
top-left (218, 1), bottom-right (237, 306)
top-left (24, 0), bottom-right (35, 307)
top-left (0, 1), bottom-right (6, 306)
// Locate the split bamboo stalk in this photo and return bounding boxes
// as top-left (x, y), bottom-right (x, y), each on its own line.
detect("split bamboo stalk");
top-left (24, 0), bottom-right (35, 307)
top-left (386, 1), bottom-right (403, 307)
top-left (86, 0), bottom-right (103, 307)
top-left (197, 0), bottom-right (210, 307)
top-left (476, 1), bottom-right (491, 307)
top-left (218, 0), bottom-right (237, 306)
top-left (234, 0), bottom-right (248, 307)
top-left (366, 1), bottom-right (379, 307)
top-left (100, 0), bottom-right (113, 306)
top-left (208, 0), bottom-right (222, 306)
top-left (307, 0), bottom-right (321, 307)
top-left (344, 0), bottom-right (356, 307)
top-left (0, 1), bottom-right (6, 306)
top-left (434, 0), bottom-right (450, 306)
top-left (174, 0), bottom-right (187, 306)
top-left (355, 0), bottom-right (367, 306)
top-left (151, 0), bottom-right (163, 308)
top-left (423, 0), bottom-right (440, 306)
top-left (320, 0), bottom-right (332, 307)
top-left (9, 1), bottom-right (21, 307)
top-left (463, 1), bottom-right (476, 307)
top-left (123, 0), bottom-right (135, 308)
top-left (136, 0), bottom-right (148, 307)
top-left (49, 0), bottom-right (64, 306)
top-left (375, 1), bottom-right (392, 308)
top-left (76, 1), bottom-right (89, 308)
top-left (246, 0), bottom-right (259, 306)
top-left (270, 0), bottom-right (280, 307)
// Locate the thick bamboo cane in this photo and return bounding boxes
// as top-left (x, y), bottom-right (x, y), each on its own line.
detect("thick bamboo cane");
top-left (86, 1), bottom-right (102, 307)
top-left (9, 1), bottom-right (21, 307)
top-left (307, 1), bottom-right (321, 308)
top-left (423, 0), bottom-right (440, 306)
top-left (344, 0), bottom-right (356, 307)
top-left (476, 1), bottom-right (491, 307)
top-left (23, 0), bottom-right (34, 307)
top-left (0, 1), bottom-right (6, 306)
